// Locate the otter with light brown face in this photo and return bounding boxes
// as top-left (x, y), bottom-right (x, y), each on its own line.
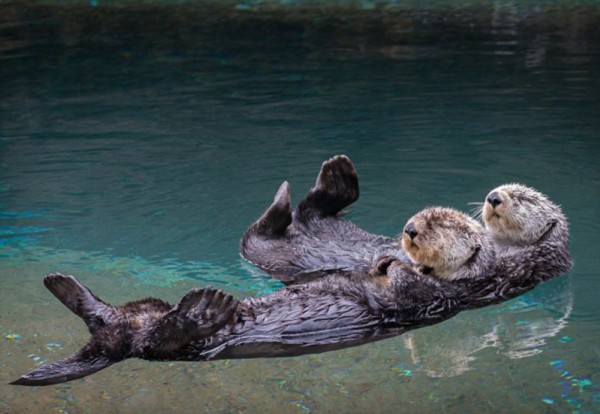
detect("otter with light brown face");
top-left (10, 176), bottom-right (572, 387)
top-left (400, 207), bottom-right (495, 281)
top-left (10, 204), bottom-right (504, 387)
top-left (241, 155), bottom-right (570, 289)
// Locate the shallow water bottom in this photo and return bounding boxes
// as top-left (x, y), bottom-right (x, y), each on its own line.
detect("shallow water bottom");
top-left (1, 249), bottom-right (597, 413)
top-left (1, 2), bottom-right (599, 412)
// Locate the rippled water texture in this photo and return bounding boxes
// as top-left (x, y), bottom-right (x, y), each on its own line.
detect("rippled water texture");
top-left (1, 2), bottom-right (599, 413)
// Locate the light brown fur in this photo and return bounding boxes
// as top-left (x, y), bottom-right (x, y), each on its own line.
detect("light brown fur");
top-left (401, 207), bottom-right (494, 281)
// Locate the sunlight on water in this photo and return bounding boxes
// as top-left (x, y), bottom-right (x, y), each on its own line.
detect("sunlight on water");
top-left (1, 1), bottom-right (599, 412)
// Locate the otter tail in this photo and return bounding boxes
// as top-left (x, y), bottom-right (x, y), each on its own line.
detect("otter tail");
top-left (297, 155), bottom-right (359, 218)
top-left (11, 274), bottom-right (118, 386)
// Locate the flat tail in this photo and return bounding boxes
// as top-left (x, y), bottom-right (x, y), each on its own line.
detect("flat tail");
top-left (10, 348), bottom-right (114, 386)
top-left (252, 181), bottom-right (293, 237)
top-left (297, 155), bottom-right (359, 218)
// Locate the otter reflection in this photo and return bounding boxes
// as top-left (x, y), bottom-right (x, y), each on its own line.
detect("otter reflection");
top-left (404, 277), bottom-right (573, 378)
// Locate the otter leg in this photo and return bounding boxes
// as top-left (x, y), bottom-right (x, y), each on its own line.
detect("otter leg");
top-left (44, 273), bottom-right (117, 333)
top-left (138, 287), bottom-right (239, 353)
top-left (13, 275), bottom-right (120, 386)
top-left (253, 181), bottom-right (293, 236)
top-left (11, 343), bottom-right (115, 386)
top-left (297, 155), bottom-right (359, 218)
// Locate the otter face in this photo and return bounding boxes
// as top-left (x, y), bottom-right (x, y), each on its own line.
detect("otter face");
top-left (401, 207), bottom-right (492, 281)
top-left (483, 184), bottom-right (563, 246)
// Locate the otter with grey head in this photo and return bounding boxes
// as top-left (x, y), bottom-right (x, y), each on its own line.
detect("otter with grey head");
top-left (11, 185), bottom-right (571, 386)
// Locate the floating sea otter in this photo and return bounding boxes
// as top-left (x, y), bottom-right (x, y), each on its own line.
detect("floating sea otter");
top-left (380, 182), bottom-right (572, 309)
top-left (240, 155), bottom-right (571, 290)
top-left (240, 155), bottom-right (407, 283)
top-left (11, 183), bottom-right (571, 386)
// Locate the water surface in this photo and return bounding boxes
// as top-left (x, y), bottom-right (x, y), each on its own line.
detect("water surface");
top-left (1, 3), bottom-right (599, 413)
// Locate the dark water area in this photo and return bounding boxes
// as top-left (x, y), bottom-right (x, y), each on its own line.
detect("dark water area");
top-left (1, 2), bottom-right (599, 413)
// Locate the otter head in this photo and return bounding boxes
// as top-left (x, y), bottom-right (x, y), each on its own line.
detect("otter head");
top-left (482, 184), bottom-right (565, 247)
top-left (401, 207), bottom-right (495, 281)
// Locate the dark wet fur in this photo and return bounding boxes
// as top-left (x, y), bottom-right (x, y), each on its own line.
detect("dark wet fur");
top-left (240, 155), bottom-right (406, 283)
top-left (12, 275), bottom-right (238, 386)
top-left (12, 214), bottom-right (571, 386)
top-left (12, 157), bottom-right (572, 386)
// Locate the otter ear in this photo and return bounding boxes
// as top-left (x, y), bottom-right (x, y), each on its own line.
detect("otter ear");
top-left (253, 181), bottom-right (292, 236)
top-left (297, 155), bottom-right (359, 218)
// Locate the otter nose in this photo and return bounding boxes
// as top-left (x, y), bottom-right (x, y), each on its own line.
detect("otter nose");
top-left (487, 192), bottom-right (502, 208)
top-left (404, 223), bottom-right (418, 240)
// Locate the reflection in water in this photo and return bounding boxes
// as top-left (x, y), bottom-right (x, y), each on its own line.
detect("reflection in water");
top-left (1, 1), bottom-right (599, 413)
top-left (491, 1), bottom-right (519, 57)
top-left (403, 278), bottom-right (574, 378)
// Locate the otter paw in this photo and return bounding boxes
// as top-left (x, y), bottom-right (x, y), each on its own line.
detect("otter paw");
top-left (180, 288), bottom-right (239, 338)
top-left (373, 255), bottom-right (397, 275)
top-left (299, 154), bottom-right (359, 217)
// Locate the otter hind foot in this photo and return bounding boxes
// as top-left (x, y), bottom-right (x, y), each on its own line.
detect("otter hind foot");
top-left (254, 181), bottom-right (293, 236)
top-left (298, 154), bottom-right (359, 218)
top-left (143, 287), bottom-right (239, 352)
top-left (13, 275), bottom-right (119, 386)
top-left (11, 352), bottom-right (114, 386)
top-left (44, 273), bottom-right (115, 331)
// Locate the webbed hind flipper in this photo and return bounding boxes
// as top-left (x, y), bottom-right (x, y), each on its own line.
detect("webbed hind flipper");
top-left (44, 274), bottom-right (116, 332)
top-left (11, 275), bottom-right (121, 386)
top-left (252, 181), bottom-right (293, 237)
top-left (297, 155), bottom-right (359, 218)
top-left (11, 344), bottom-right (115, 386)
top-left (139, 287), bottom-right (239, 353)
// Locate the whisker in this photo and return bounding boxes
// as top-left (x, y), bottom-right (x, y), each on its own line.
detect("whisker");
top-left (468, 203), bottom-right (484, 220)
top-left (470, 211), bottom-right (483, 220)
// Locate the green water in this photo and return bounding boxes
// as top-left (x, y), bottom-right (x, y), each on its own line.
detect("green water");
top-left (1, 2), bottom-right (599, 413)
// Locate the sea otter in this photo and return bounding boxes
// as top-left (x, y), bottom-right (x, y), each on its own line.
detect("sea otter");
top-left (240, 155), bottom-right (406, 284)
top-left (241, 156), bottom-right (572, 290)
top-left (482, 183), bottom-right (566, 249)
top-left (384, 182), bottom-right (572, 308)
top-left (12, 206), bottom-right (499, 386)
top-left (11, 188), bottom-right (571, 386)
top-left (451, 183), bottom-right (572, 308)
top-left (400, 207), bottom-right (495, 281)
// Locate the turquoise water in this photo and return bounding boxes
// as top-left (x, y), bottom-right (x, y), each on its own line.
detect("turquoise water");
top-left (1, 3), bottom-right (600, 413)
